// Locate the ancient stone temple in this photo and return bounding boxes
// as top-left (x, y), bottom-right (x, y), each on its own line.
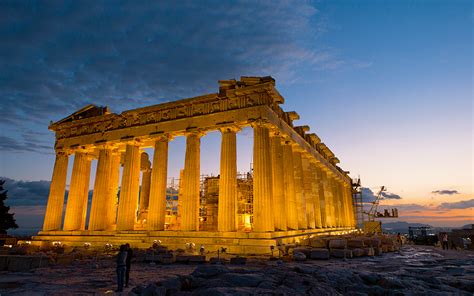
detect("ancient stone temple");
top-left (33, 76), bottom-right (356, 254)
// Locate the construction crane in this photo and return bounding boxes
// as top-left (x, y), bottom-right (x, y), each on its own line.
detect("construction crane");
top-left (362, 186), bottom-right (399, 234)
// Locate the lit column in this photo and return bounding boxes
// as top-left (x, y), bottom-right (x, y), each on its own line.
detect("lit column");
top-left (339, 181), bottom-right (349, 227)
top-left (89, 146), bottom-right (115, 231)
top-left (309, 162), bottom-right (322, 228)
top-left (43, 151), bottom-right (69, 231)
top-left (106, 152), bottom-right (121, 229)
top-left (138, 152), bottom-right (151, 221)
top-left (344, 183), bottom-right (355, 227)
top-left (181, 132), bottom-right (201, 231)
top-left (63, 150), bottom-right (92, 231)
top-left (321, 171), bottom-right (335, 228)
top-left (331, 178), bottom-right (342, 228)
top-left (302, 155), bottom-right (315, 229)
top-left (147, 136), bottom-right (169, 231)
top-left (270, 133), bottom-right (287, 231)
top-left (218, 127), bottom-right (238, 232)
top-left (282, 141), bottom-right (298, 230)
top-left (252, 122), bottom-right (274, 232)
top-left (293, 149), bottom-right (307, 229)
top-left (116, 143), bottom-right (141, 231)
top-left (316, 167), bottom-right (330, 228)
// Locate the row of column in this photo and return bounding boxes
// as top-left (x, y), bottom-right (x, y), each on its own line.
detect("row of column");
top-left (43, 123), bottom-right (355, 233)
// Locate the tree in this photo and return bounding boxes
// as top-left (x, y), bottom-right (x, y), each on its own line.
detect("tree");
top-left (0, 180), bottom-right (18, 234)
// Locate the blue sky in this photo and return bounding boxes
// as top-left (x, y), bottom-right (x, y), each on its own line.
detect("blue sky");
top-left (0, 0), bottom-right (472, 231)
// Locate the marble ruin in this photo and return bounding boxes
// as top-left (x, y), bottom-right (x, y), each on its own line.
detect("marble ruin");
top-left (34, 76), bottom-right (356, 254)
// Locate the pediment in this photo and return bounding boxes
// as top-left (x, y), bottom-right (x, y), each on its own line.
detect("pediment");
top-left (54, 104), bottom-right (109, 125)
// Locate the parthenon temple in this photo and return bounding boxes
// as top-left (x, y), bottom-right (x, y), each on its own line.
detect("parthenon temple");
top-left (34, 76), bottom-right (356, 254)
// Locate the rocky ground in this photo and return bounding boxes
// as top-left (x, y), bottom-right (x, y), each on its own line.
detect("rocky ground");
top-left (0, 245), bottom-right (473, 295)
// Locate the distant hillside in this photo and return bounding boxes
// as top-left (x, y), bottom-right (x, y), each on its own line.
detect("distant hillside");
top-left (382, 221), bottom-right (431, 234)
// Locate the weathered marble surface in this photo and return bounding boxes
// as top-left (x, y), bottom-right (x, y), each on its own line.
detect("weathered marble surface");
top-left (1, 246), bottom-right (473, 295)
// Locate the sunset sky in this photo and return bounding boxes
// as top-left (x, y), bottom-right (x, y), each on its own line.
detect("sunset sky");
top-left (0, 1), bottom-right (472, 233)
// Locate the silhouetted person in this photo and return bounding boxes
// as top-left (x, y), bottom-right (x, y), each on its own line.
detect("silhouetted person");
top-left (125, 243), bottom-right (133, 287)
top-left (441, 233), bottom-right (449, 250)
top-left (116, 245), bottom-right (127, 292)
top-left (450, 240), bottom-right (457, 250)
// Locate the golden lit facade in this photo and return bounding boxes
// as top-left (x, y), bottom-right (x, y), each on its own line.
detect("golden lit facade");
top-left (35, 76), bottom-right (356, 254)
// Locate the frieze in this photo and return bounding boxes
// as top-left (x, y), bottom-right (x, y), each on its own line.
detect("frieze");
top-left (54, 91), bottom-right (274, 140)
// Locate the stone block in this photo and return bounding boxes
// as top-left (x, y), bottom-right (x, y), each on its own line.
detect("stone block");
top-left (364, 247), bottom-right (375, 256)
top-left (188, 255), bottom-right (206, 263)
top-left (30, 256), bottom-right (49, 268)
top-left (310, 238), bottom-right (327, 248)
top-left (175, 255), bottom-right (191, 263)
top-left (56, 255), bottom-right (74, 265)
top-left (230, 257), bottom-right (247, 265)
top-left (330, 249), bottom-right (352, 259)
top-left (293, 247), bottom-right (311, 257)
top-left (309, 248), bottom-right (330, 260)
top-left (347, 239), bottom-right (365, 248)
top-left (293, 251), bottom-right (306, 261)
top-left (0, 255), bottom-right (9, 270)
top-left (8, 256), bottom-right (33, 272)
top-left (374, 247), bottom-right (383, 256)
top-left (364, 238), bottom-right (381, 248)
top-left (329, 239), bottom-right (347, 249)
top-left (352, 248), bottom-right (364, 257)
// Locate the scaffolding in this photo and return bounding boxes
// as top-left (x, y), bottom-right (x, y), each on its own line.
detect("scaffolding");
top-left (352, 178), bottom-right (364, 229)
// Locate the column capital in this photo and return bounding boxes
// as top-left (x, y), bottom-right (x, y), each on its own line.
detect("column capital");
top-left (249, 118), bottom-right (272, 129)
top-left (184, 128), bottom-right (205, 138)
top-left (218, 125), bottom-right (240, 134)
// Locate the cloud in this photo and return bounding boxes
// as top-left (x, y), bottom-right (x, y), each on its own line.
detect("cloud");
top-left (438, 199), bottom-right (474, 210)
top-left (0, 1), bottom-right (367, 154)
top-left (0, 135), bottom-right (53, 154)
top-left (432, 190), bottom-right (460, 195)
top-left (361, 187), bottom-right (402, 203)
top-left (1, 177), bottom-right (51, 206)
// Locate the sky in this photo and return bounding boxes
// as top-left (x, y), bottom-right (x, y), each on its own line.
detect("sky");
top-left (0, 0), bottom-right (472, 234)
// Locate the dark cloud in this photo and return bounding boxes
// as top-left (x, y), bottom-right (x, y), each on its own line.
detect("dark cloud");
top-left (361, 187), bottom-right (402, 203)
top-left (1, 177), bottom-right (51, 206)
top-left (438, 199), bottom-right (474, 210)
top-left (0, 135), bottom-right (53, 154)
top-left (432, 190), bottom-right (460, 195)
top-left (0, 1), bottom-right (354, 154)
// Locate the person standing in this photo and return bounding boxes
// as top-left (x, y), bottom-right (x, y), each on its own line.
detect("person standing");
top-left (116, 245), bottom-right (128, 292)
top-left (441, 233), bottom-right (449, 250)
top-left (125, 243), bottom-right (133, 288)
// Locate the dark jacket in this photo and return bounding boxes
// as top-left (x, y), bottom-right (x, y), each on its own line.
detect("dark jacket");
top-left (126, 248), bottom-right (133, 267)
top-left (117, 251), bottom-right (127, 267)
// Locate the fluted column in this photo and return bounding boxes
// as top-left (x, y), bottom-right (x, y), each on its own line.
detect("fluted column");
top-left (138, 152), bottom-right (151, 221)
top-left (218, 127), bottom-right (238, 232)
top-left (252, 123), bottom-right (274, 232)
top-left (89, 147), bottom-right (115, 231)
top-left (147, 137), bottom-right (169, 230)
top-left (315, 167), bottom-right (329, 228)
top-left (270, 133), bottom-right (287, 231)
top-left (331, 178), bottom-right (342, 228)
top-left (63, 151), bottom-right (92, 231)
top-left (301, 155), bottom-right (315, 229)
top-left (181, 132), bottom-right (201, 231)
top-left (344, 183), bottom-right (355, 227)
top-left (309, 162), bottom-right (322, 228)
top-left (116, 143), bottom-right (141, 231)
top-left (43, 151), bottom-right (69, 231)
top-left (338, 181), bottom-right (349, 227)
top-left (293, 149), bottom-right (307, 229)
top-left (322, 171), bottom-right (335, 228)
top-left (282, 142), bottom-right (298, 230)
top-left (106, 152), bottom-right (121, 228)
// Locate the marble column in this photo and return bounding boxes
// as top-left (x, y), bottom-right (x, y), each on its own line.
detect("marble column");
top-left (282, 142), bottom-right (298, 230)
top-left (218, 127), bottom-right (237, 232)
top-left (89, 147), bottom-right (115, 231)
top-left (293, 150), bottom-right (307, 229)
top-left (302, 155), bottom-right (315, 229)
top-left (344, 184), bottom-right (355, 227)
top-left (309, 162), bottom-right (322, 228)
top-left (270, 133), bottom-right (287, 231)
top-left (116, 143), bottom-right (141, 231)
top-left (63, 151), bottom-right (92, 231)
top-left (147, 137), bottom-right (169, 231)
top-left (43, 151), bottom-right (69, 231)
top-left (106, 152), bottom-right (121, 228)
top-left (339, 181), bottom-right (349, 227)
top-left (252, 123), bottom-right (274, 232)
top-left (139, 152), bottom-right (152, 221)
top-left (316, 167), bottom-right (329, 228)
top-left (331, 178), bottom-right (342, 228)
top-left (322, 172), bottom-right (335, 228)
top-left (181, 132), bottom-right (201, 231)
